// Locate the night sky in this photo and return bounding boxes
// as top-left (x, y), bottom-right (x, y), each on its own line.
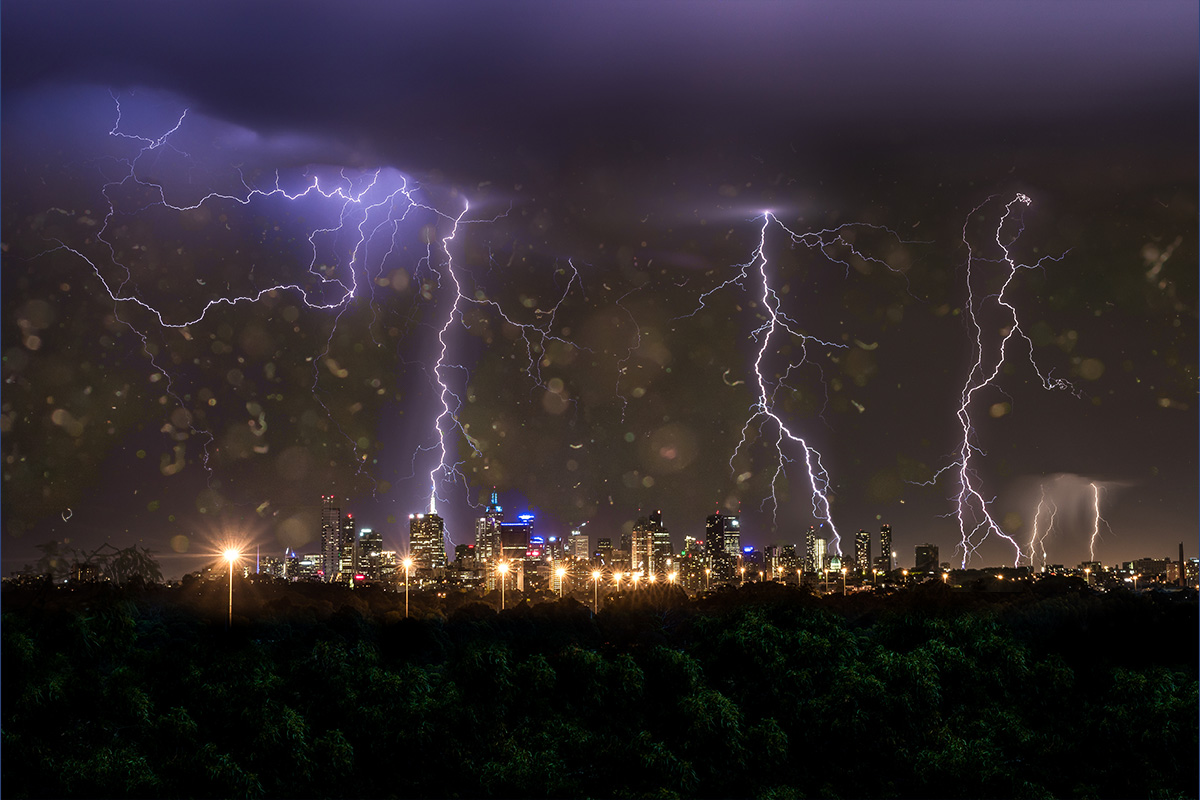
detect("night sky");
top-left (2, 1), bottom-right (1196, 578)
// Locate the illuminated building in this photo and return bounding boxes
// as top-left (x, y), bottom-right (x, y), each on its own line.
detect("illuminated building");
top-left (914, 543), bottom-right (939, 574)
top-left (880, 524), bottom-right (893, 570)
top-left (854, 529), bottom-right (871, 574)
top-left (356, 527), bottom-right (383, 581)
top-left (474, 491), bottom-right (504, 563)
top-left (337, 513), bottom-right (357, 582)
top-left (596, 537), bottom-right (613, 566)
top-left (409, 512), bottom-right (448, 570)
top-left (631, 511), bottom-right (670, 573)
top-left (705, 512), bottom-right (740, 581)
top-left (500, 516), bottom-right (534, 562)
top-left (320, 495), bottom-right (342, 581)
top-left (805, 527), bottom-right (827, 574)
top-left (570, 529), bottom-right (591, 563)
top-left (779, 544), bottom-right (799, 573)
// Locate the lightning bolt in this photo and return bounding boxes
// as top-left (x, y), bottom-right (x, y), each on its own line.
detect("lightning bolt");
top-left (36, 93), bottom-right (585, 527)
top-left (681, 212), bottom-right (908, 553)
top-left (1028, 483), bottom-right (1058, 571)
top-left (1088, 481), bottom-right (1113, 562)
top-left (923, 194), bottom-right (1074, 567)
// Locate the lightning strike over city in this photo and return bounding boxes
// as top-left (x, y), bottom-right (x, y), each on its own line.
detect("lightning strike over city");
top-left (2, 4), bottom-right (1195, 797)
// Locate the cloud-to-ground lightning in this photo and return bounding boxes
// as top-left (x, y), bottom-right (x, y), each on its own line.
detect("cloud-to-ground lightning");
top-left (37, 94), bottom-right (586, 527)
top-left (1088, 481), bottom-right (1113, 562)
top-left (681, 212), bottom-right (907, 553)
top-left (1028, 483), bottom-right (1058, 571)
top-left (927, 194), bottom-right (1074, 567)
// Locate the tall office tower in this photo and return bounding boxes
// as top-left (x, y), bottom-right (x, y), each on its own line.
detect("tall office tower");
top-left (475, 492), bottom-right (504, 562)
top-left (854, 529), bottom-right (871, 574)
top-left (809, 535), bottom-right (827, 575)
top-left (914, 543), bottom-right (939, 573)
top-left (650, 510), bottom-right (673, 572)
top-left (880, 524), bottom-right (893, 570)
top-left (804, 527), bottom-right (818, 572)
top-left (356, 527), bottom-right (383, 580)
top-left (409, 512), bottom-right (448, 570)
top-left (631, 511), bottom-right (669, 573)
top-left (596, 537), bottom-right (614, 566)
top-left (780, 544), bottom-right (799, 574)
top-left (763, 545), bottom-right (779, 575)
top-left (337, 513), bottom-right (357, 580)
top-left (569, 529), bottom-right (591, 563)
top-left (705, 512), bottom-right (740, 580)
top-left (320, 495), bottom-right (342, 581)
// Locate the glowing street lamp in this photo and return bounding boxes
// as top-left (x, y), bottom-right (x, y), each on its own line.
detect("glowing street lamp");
top-left (739, 566), bottom-right (746, 586)
top-left (497, 561), bottom-right (509, 610)
top-left (1132, 573), bottom-right (1140, 591)
top-left (592, 570), bottom-right (602, 613)
top-left (704, 567), bottom-right (711, 589)
top-left (631, 572), bottom-right (641, 590)
top-left (667, 571), bottom-right (677, 585)
top-left (942, 571), bottom-right (950, 585)
top-left (402, 557), bottom-right (413, 617)
top-left (841, 567), bottom-right (848, 596)
top-left (555, 565), bottom-right (567, 598)
top-left (1084, 567), bottom-right (1091, 586)
top-left (796, 568), bottom-right (802, 586)
top-left (223, 549), bottom-right (239, 628)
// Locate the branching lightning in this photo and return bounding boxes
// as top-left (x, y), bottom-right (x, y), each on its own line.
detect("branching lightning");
top-left (38, 94), bottom-right (585, 525)
top-left (681, 212), bottom-right (907, 552)
top-left (924, 194), bottom-right (1074, 567)
top-left (1028, 483), bottom-right (1058, 571)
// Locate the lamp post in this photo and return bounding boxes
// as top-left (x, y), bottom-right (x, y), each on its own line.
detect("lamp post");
top-left (223, 549), bottom-right (239, 629)
top-left (668, 571), bottom-right (677, 586)
top-left (823, 568), bottom-right (829, 594)
top-left (497, 561), bottom-right (509, 610)
top-left (796, 568), bottom-right (802, 587)
top-left (739, 566), bottom-right (746, 586)
top-left (613, 572), bottom-right (623, 596)
top-left (592, 570), bottom-right (601, 612)
top-left (1132, 573), bottom-right (1140, 591)
top-left (841, 567), bottom-right (848, 596)
top-left (556, 565), bottom-right (567, 598)
top-left (1084, 567), bottom-right (1091, 586)
top-left (942, 571), bottom-right (949, 585)
top-left (902, 568), bottom-right (908, 586)
top-left (402, 557), bottom-right (413, 618)
top-left (704, 567), bottom-right (711, 590)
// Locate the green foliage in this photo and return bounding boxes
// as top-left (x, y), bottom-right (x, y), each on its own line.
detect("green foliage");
top-left (1, 583), bottom-right (1194, 798)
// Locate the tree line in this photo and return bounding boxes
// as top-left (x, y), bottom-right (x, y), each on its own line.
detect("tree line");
top-left (2, 578), bottom-right (1196, 798)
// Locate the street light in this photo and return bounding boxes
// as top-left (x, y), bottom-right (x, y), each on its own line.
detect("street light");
top-left (668, 571), bottom-right (677, 585)
top-left (223, 549), bottom-right (239, 628)
top-left (796, 568), bottom-right (802, 586)
top-left (402, 557), bottom-right (413, 617)
top-left (555, 565), bottom-right (567, 598)
top-left (704, 567), bottom-right (711, 589)
top-left (739, 566), bottom-right (746, 585)
top-left (1084, 567), bottom-right (1091, 586)
top-left (631, 572), bottom-right (641, 590)
top-left (496, 561), bottom-right (510, 610)
top-left (1132, 573), bottom-right (1140, 591)
top-left (592, 569), bottom-right (602, 612)
top-left (942, 571), bottom-right (949, 585)
top-left (841, 567), bottom-right (848, 596)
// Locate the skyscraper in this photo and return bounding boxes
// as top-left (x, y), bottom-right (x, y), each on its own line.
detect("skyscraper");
top-left (854, 529), bottom-right (871, 574)
top-left (631, 510), bottom-right (672, 573)
top-left (337, 513), bottom-right (357, 581)
top-left (475, 491), bottom-right (504, 563)
top-left (705, 512), bottom-right (740, 580)
top-left (569, 528), bottom-right (591, 563)
top-left (880, 524), bottom-right (893, 570)
top-left (409, 512), bottom-right (448, 570)
top-left (356, 527), bottom-right (383, 580)
top-left (320, 495), bottom-right (341, 581)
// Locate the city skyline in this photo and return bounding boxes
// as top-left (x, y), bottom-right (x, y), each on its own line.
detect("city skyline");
top-left (3, 3), bottom-right (1196, 578)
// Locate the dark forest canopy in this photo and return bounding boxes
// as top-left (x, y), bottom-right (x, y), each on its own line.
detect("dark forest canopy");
top-left (2, 581), bottom-right (1196, 799)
